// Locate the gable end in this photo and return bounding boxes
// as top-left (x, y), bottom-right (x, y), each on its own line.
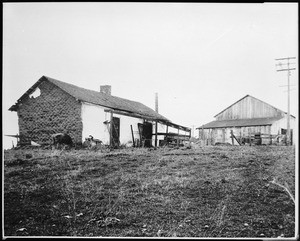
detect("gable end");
top-left (214, 95), bottom-right (285, 120)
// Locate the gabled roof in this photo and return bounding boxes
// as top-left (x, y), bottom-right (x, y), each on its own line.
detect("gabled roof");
top-left (213, 94), bottom-right (289, 118)
top-left (197, 117), bottom-right (283, 129)
top-left (9, 76), bottom-right (169, 122)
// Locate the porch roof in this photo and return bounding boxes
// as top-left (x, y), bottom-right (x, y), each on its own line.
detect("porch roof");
top-left (196, 117), bottom-right (283, 129)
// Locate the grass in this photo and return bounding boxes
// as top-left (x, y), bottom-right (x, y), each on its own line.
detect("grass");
top-left (3, 145), bottom-right (296, 238)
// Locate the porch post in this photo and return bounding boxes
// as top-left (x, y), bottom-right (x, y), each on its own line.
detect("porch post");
top-left (155, 121), bottom-right (158, 147)
top-left (177, 127), bottom-right (179, 147)
top-left (166, 124), bottom-right (169, 146)
top-left (109, 111), bottom-right (113, 147)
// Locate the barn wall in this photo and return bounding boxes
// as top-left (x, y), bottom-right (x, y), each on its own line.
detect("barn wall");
top-left (271, 115), bottom-right (296, 134)
top-left (200, 125), bottom-right (272, 145)
top-left (17, 80), bottom-right (82, 145)
top-left (200, 117), bottom-right (297, 146)
top-left (215, 96), bottom-right (284, 120)
top-left (271, 115), bottom-right (296, 144)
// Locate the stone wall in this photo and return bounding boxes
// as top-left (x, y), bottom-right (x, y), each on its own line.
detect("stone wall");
top-left (17, 80), bottom-right (83, 145)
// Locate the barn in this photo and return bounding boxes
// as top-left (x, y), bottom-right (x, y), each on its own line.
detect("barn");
top-left (9, 76), bottom-right (191, 147)
top-left (196, 95), bottom-right (296, 145)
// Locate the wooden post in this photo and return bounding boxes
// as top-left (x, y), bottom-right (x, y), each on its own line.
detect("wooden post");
top-left (155, 121), bottom-right (158, 147)
top-left (230, 130), bottom-right (234, 145)
top-left (138, 124), bottom-right (142, 147)
top-left (130, 125), bottom-right (135, 147)
top-left (240, 129), bottom-right (242, 144)
top-left (155, 93), bottom-right (159, 147)
top-left (231, 130), bottom-right (241, 145)
top-left (268, 126), bottom-right (272, 145)
top-left (109, 111), bottom-right (113, 147)
top-left (249, 131), bottom-right (252, 146)
top-left (202, 126), bottom-right (205, 145)
top-left (165, 124), bottom-right (169, 146)
top-left (177, 128), bottom-right (179, 147)
top-left (207, 129), bottom-right (209, 145)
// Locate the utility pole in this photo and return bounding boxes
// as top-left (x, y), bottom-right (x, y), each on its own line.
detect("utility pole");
top-left (275, 57), bottom-right (296, 145)
top-left (155, 93), bottom-right (158, 147)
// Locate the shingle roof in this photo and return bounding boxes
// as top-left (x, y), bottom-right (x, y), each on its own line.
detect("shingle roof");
top-left (9, 76), bottom-right (169, 122)
top-left (196, 117), bottom-right (283, 129)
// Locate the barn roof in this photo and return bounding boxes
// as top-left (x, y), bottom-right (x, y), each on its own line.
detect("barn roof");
top-left (196, 117), bottom-right (283, 129)
top-left (213, 95), bottom-right (293, 118)
top-left (9, 76), bottom-right (169, 122)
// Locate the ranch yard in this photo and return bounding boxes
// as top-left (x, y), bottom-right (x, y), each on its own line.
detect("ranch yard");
top-left (3, 145), bottom-right (296, 238)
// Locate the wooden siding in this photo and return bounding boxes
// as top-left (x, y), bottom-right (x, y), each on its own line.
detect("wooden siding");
top-left (215, 96), bottom-right (284, 120)
top-left (199, 119), bottom-right (299, 146)
top-left (200, 125), bottom-right (272, 145)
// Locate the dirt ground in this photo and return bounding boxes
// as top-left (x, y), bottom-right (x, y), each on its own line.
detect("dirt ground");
top-left (3, 145), bottom-right (296, 238)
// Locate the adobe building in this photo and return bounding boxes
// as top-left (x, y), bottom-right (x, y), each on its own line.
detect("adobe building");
top-left (9, 76), bottom-right (191, 147)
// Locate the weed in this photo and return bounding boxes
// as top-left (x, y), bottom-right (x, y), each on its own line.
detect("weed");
top-left (3, 146), bottom-right (296, 238)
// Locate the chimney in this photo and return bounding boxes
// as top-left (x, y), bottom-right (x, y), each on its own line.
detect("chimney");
top-left (100, 85), bottom-right (111, 95)
top-left (155, 93), bottom-right (158, 113)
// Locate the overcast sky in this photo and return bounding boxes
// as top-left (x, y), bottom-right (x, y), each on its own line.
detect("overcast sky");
top-left (3, 3), bottom-right (298, 149)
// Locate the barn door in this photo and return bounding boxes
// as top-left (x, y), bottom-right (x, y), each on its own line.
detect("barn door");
top-left (111, 117), bottom-right (120, 147)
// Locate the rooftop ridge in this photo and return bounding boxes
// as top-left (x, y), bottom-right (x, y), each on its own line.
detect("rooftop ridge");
top-left (9, 76), bottom-right (169, 122)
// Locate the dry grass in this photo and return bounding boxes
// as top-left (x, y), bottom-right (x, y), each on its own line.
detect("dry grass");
top-left (3, 145), bottom-right (296, 238)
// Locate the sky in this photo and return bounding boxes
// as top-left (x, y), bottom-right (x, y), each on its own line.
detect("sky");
top-left (3, 2), bottom-right (298, 149)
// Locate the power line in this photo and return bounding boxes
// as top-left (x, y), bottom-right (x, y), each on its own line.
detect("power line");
top-left (275, 57), bottom-right (296, 61)
top-left (276, 68), bottom-right (296, 72)
top-left (284, 89), bottom-right (297, 93)
top-left (278, 84), bottom-right (297, 87)
top-left (276, 62), bottom-right (296, 65)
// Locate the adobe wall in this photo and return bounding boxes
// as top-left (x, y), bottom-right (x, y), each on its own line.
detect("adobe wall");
top-left (17, 80), bottom-right (82, 145)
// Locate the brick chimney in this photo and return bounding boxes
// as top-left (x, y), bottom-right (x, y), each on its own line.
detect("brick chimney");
top-left (100, 85), bottom-right (111, 95)
top-left (155, 92), bottom-right (158, 113)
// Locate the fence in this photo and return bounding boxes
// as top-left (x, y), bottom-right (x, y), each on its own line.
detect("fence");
top-left (233, 133), bottom-right (287, 146)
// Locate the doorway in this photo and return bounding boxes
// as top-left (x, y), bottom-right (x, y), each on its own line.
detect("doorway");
top-left (111, 117), bottom-right (120, 147)
top-left (138, 122), bottom-right (153, 147)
